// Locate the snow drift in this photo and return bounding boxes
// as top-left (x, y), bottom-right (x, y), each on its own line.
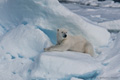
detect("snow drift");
top-left (0, 0), bottom-right (110, 46)
top-left (97, 32), bottom-right (120, 80)
top-left (0, 24), bottom-right (51, 58)
top-left (0, 24), bottom-right (51, 80)
top-left (31, 52), bottom-right (102, 80)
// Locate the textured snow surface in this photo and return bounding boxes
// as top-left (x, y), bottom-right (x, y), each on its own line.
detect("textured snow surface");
top-left (59, 0), bottom-right (120, 8)
top-left (97, 32), bottom-right (120, 80)
top-left (0, 0), bottom-right (119, 80)
top-left (0, 0), bottom-right (110, 47)
top-left (31, 52), bottom-right (101, 80)
top-left (0, 24), bottom-right (51, 80)
top-left (98, 20), bottom-right (120, 30)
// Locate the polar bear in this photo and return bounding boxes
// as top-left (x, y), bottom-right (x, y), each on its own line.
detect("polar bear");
top-left (44, 28), bottom-right (94, 57)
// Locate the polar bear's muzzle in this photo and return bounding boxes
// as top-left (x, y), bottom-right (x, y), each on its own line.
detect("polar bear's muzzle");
top-left (63, 34), bottom-right (67, 38)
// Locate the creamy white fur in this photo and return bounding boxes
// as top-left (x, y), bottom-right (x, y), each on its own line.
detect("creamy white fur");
top-left (44, 28), bottom-right (94, 57)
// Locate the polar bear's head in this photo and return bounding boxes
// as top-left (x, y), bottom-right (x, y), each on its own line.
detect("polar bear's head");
top-left (57, 28), bottom-right (68, 43)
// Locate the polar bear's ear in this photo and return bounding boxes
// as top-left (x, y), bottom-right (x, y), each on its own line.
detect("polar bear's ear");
top-left (57, 29), bottom-right (59, 31)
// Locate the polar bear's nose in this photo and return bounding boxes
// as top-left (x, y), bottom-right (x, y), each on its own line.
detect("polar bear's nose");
top-left (63, 34), bottom-right (67, 38)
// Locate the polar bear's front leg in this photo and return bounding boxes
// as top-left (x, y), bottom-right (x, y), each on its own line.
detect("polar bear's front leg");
top-left (44, 44), bottom-right (69, 52)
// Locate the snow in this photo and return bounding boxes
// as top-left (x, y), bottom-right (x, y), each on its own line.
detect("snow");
top-left (0, 0), bottom-right (119, 80)
top-left (97, 32), bottom-right (120, 80)
top-left (0, 24), bottom-right (51, 80)
top-left (71, 77), bottom-right (83, 80)
top-left (0, 0), bottom-right (110, 47)
top-left (98, 20), bottom-right (120, 30)
top-left (62, 3), bottom-right (120, 31)
top-left (62, 3), bottom-right (120, 23)
top-left (98, 0), bottom-right (120, 8)
top-left (59, 0), bottom-right (120, 8)
top-left (0, 24), bottom-right (51, 58)
top-left (31, 52), bottom-right (101, 80)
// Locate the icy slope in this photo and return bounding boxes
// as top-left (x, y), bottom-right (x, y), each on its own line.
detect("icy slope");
top-left (97, 32), bottom-right (120, 80)
top-left (0, 24), bottom-right (51, 58)
top-left (0, 0), bottom-right (110, 46)
top-left (0, 24), bottom-right (51, 80)
top-left (31, 52), bottom-right (102, 80)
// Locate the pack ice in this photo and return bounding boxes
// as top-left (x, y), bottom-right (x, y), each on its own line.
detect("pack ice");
top-left (0, 0), bottom-right (118, 80)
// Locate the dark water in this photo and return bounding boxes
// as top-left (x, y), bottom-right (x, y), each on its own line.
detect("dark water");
top-left (113, 0), bottom-right (120, 2)
top-left (98, 0), bottom-right (120, 3)
top-left (108, 30), bottom-right (120, 33)
top-left (98, 0), bottom-right (120, 2)
top-left (60, 0), bottom-right (120, 3)
top-left (98, 0), bottom-right (105, 1)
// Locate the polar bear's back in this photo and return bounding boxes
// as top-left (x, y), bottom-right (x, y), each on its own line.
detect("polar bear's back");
top-left (68, 35), bottom-right (88, 52)
top-left (67, 35), bottom-right (94, 56)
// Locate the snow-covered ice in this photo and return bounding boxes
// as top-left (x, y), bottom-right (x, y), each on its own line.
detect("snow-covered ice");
top-left (60, 0), bottom-right (120, 8)
top-left (62, 2), bottom-right (120, 31)
top-left (0, 0), bottom-right (120, 80)
top-left (62, 2), bottom-right (120, 22)
top-left (31, 52), bottom-right (101, 80)
top-left (97, 32), bottom-right (120, 80)
top-left (98, 20), bottom-right (120, 30)
top-left (0, 24), bottom-right (51, 80)
top-left (71, 77), bottom-right (83, 80)
top-left (0, 24), bottom-right (51, 58)
top-left (0, 0), bottom-right (110, 47)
